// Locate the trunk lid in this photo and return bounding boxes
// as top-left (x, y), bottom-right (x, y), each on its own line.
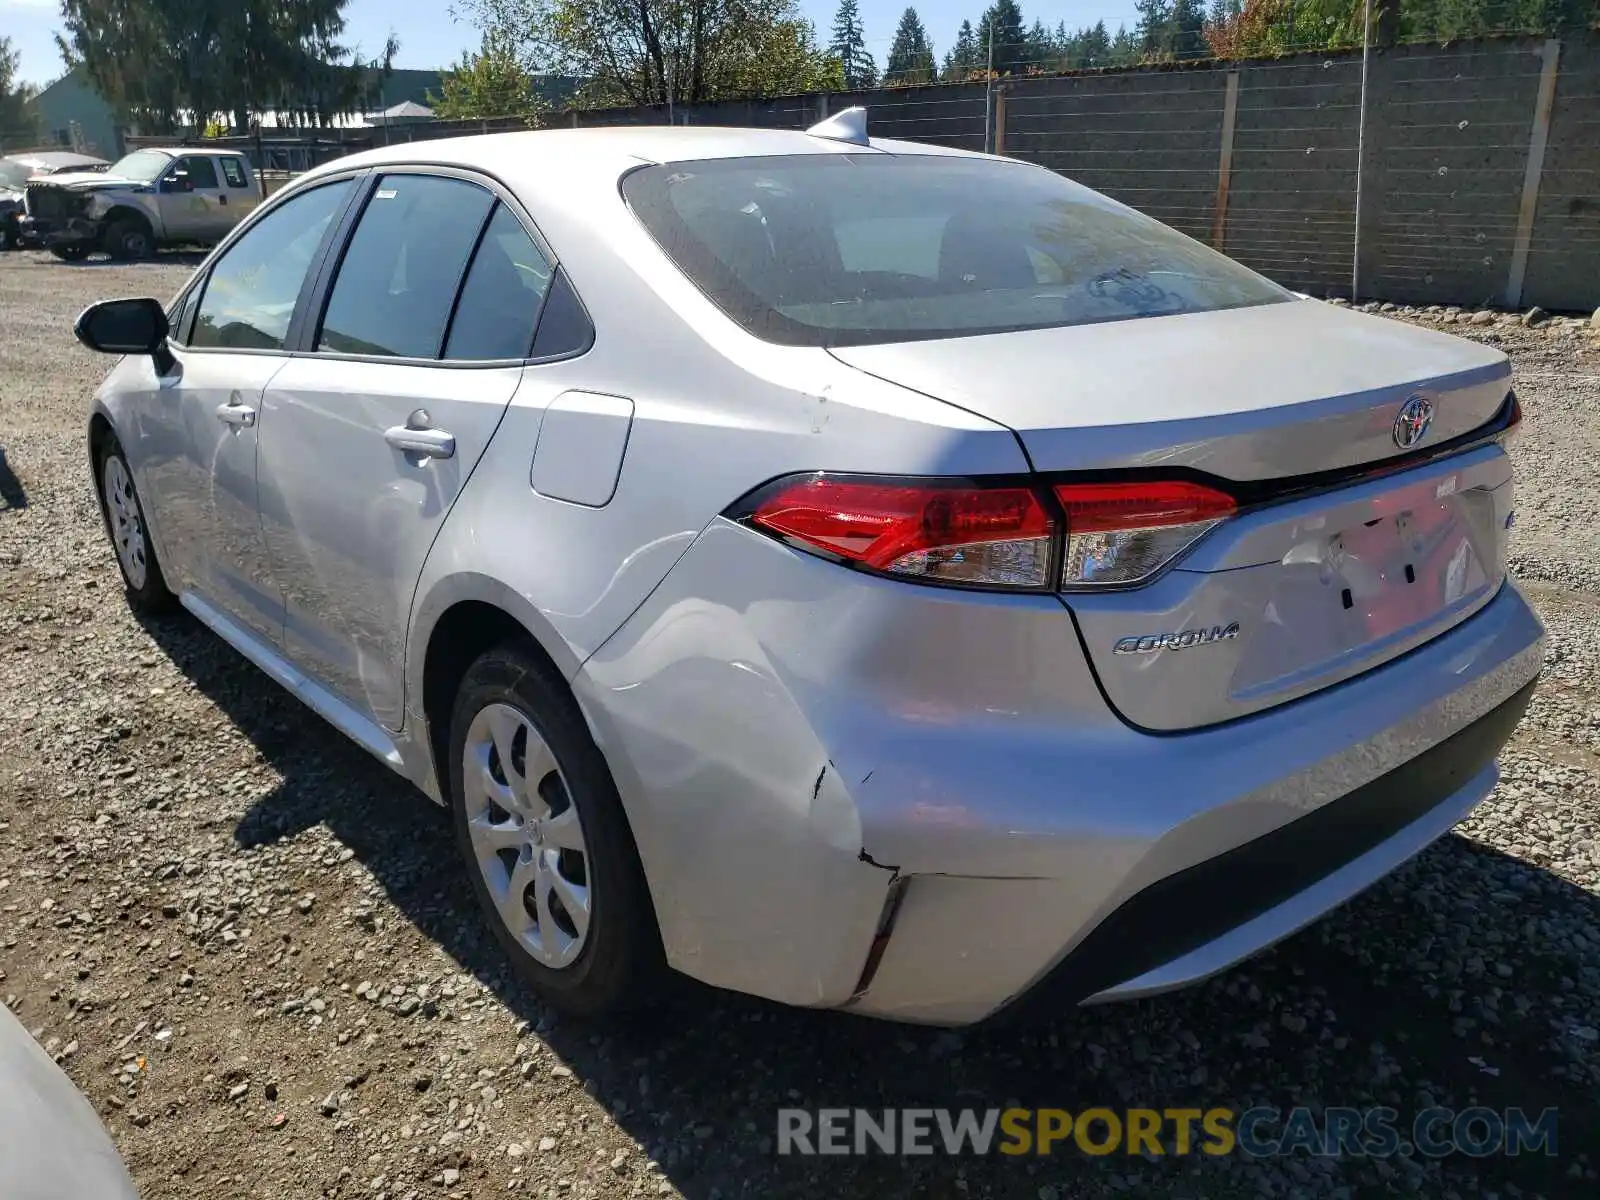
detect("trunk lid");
top-left (830, 299), bottom-right (1516, 730)
top-left (1061, 445), bottom-right (1511, 729)
top-left (828, 298), bottom-right (1511, 478)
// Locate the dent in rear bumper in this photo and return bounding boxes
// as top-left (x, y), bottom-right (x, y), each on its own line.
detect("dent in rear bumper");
top-left (576, 520), bottom-right (1543, 1023)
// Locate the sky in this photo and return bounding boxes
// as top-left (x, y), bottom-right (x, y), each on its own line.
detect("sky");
top-left (1, 0), bottom-right (1144, 89)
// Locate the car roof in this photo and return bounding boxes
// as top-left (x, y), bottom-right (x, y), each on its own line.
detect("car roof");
top-left (133, 147), bottom-right (249, 159)
top-left (280, 126), bottom-right (1021, 325)
top-left (301, 125), bottom-right (989, 192)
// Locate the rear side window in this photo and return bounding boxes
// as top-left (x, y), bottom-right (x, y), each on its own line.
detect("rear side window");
top-left (529, 270), bottom-right (594, 360)
top-left (220, 158), bottom-right (248, 189)
top-left (318, 174), bottom-right (494, 359)
top-left (179, 156), bottom-right (219, 189)
top-left (444, 204), bottom-right (553, 360)
top-left (622, 154), bottom-right (1289, 347)
top-left (191, 178), bottom-right (354, 351)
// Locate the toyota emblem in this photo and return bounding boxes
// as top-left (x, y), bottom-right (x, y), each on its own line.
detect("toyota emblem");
top-left (1393, 395), bottom-right (1434, 449)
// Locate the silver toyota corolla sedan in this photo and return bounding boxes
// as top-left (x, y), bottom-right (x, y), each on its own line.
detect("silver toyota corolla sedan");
top-left (74, 111), bottom-right (1542, 1026)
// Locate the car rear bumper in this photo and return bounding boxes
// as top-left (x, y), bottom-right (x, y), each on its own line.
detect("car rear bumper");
top-left (1001, 677), bottom-right (1529, 1012)
top-left (576, 520), bottom-right (1544, 1025)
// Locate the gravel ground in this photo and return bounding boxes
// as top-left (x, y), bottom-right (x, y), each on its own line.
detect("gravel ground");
top-left (1, 251), bottom-right (1598, 1200)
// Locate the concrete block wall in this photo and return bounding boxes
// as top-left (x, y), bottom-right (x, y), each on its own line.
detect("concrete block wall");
top-left (1523, 36), bottom-right (1600, 312)
top-left (1226, 55), bottom-right (1363, 297)
top-left (1358, 40), bottom-right (1549, 306)
top-left (1002, 67), bottom-right (1231, 247)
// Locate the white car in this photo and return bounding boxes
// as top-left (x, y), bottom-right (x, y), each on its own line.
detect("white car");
top-left (0, 1003), bottom-right (138, 1198)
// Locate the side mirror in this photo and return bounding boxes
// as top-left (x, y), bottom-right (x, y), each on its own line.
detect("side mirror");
top-left (75, 297), bottom-right (171, 360)
top-left (162, 174), bottom-right (192, 193)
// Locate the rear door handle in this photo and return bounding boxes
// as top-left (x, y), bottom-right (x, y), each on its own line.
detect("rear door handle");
top-left (384, 410), bottom-right (456, 460)
top-left (215, 400), bottom-right (256, 427)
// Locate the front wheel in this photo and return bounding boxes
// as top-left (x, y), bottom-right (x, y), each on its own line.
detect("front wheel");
top-left (103, 218), bottom-right (154, 261)
top-left (448, 643), bottom-right (665, 1018)
top-left (95, 438), bottom-right (176, 613)
top-left (0, 218), bottom-right (18, 252)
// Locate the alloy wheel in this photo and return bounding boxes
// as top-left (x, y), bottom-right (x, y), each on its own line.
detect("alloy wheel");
top-left (461, 702), bottom-right (592, 969)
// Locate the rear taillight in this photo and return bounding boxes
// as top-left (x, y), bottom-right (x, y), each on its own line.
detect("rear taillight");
top-left (747, 475), bottom-right (1056, 589)
top-left (736, 473), bottom-right (1239, 591)
top-left (1054, 480), bottom-right (1236, 588)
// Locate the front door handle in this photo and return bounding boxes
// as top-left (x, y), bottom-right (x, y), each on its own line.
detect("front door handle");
top-left (215, 400), bottom-right (256, 428)
top-left (384, 409), bottom-right (456, 460)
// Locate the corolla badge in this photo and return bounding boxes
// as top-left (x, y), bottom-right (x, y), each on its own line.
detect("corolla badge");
top-left (1113, 622), bottom-right (1241, 655)
top-left (1393, 395), bottom-right (1434, 449)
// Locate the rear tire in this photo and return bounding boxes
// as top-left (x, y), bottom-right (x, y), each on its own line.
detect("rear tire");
top-left (447, 642), bottom-right (665, 1018)
top-left (103, 218), bottom-right (154, 261)
top-left (94, 436), bottom-right (176, 613)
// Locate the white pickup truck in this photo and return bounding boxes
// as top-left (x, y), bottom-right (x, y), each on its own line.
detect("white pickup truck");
top-left (21, 146), bottom-right (263, 261)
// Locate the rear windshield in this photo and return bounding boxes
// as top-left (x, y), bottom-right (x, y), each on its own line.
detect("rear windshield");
top-left (622, 153), bottom-right (1289, 347)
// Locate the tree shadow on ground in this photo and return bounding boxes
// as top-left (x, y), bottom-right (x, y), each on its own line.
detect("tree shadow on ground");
top-left (133, 607), bottom-right (1599, 1200)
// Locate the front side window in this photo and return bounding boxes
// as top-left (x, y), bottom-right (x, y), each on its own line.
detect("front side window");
top-left (444, 204), bottom-right (553, 361)
top-left (622, 154), bottom-right (1290, 347)
top-left (191, 179), bottom-right (354, 351)
top-left (167, 285), bottom-right (197, 345)
top-left (175, 156), bottom-right (219, 190)
top-left (220, 158), bottom-right (248, 189)
top-left (318, 174), bottom-right (494, 359)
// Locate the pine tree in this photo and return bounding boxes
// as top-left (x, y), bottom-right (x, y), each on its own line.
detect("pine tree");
top-left (829, 0), bottom-right (877, 89)
top-left (977, 0), bottom-right (1028, 75)
top-left (1135, 0), bottom-right (1176, 57)
top-left (1172, 0), bottom-right (1209, 57)
top-left (1109, 23), bottom-right (1141, 64)
top-left (885, 7), bottom-right (935, 85)
top-left (943, 19), bottom-right (979, 80)
top-left (1081, 20), bottom-right (1112, 65)
top-left (1023, 18), bottom-right (1055, 71)
top-left (57, 0), bottom-right (396, 133)
top-left (0, 37), bottom-right (39, 149)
